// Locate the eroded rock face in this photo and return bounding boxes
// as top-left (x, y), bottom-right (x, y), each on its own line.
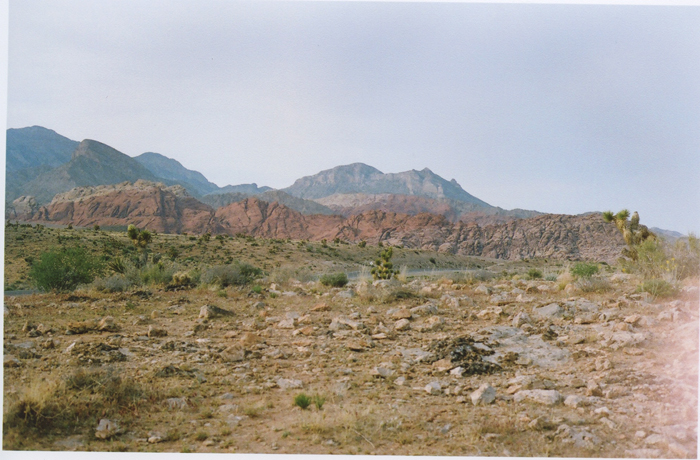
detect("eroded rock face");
top-left (16, 183), bottom-right (625, 262)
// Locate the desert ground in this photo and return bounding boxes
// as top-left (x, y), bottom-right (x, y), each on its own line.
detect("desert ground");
top-left (3, 224), bottom-right (698, 457)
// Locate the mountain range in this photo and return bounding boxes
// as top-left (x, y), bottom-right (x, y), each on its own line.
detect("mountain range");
top-left (5, 126), bottom-right (634, 262)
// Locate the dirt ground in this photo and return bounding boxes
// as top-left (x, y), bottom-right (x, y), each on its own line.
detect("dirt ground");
top-left (3, 270), bottom-right (699, 457)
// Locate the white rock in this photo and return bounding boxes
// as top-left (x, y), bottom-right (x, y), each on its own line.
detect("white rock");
top-left (95, 418), bottom-right (119, 439)
top-left (474, 285), bottom-right (491, 295)
top-left (394, 376), bottom-right (407, 386)
top-left (450, 366), bottom-right (465, 377)
top-left (564, 395), bottom-right (589, 408)
top-left (470, 383), bottom-right (496, 405)
top-left (425, 381), bottom-right (442, 395)
top-left (277, 378), bottom-right (303, 390)
top-left (533, 303), bottom-right (564, 319)
top-left (514, 389), bottom-right (563, 406)
top-left (394, 318), bottom-right (411, 331)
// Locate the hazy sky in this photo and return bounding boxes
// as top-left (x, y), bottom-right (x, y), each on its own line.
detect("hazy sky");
top-left (6, 1), bottom-right (700, 233)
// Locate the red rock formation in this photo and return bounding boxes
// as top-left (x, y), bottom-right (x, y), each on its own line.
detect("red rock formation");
top-left (15, 183), bottom-right (626, 262)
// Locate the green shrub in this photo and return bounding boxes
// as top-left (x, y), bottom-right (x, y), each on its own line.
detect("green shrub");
top-left (201, 262), bottom-right (262, 287)
top-left (313, 394), bottom-right (326, 410)
top-left (139, 263), bottom-right (174, 286)
top-left (29, 247), bottom-right (103, 292)
top-left (294, 393), bottom-right (311, 410)
top-left (637, 279), bottom-right (678, 298)
top-left (319, 272), bottom-right (348, 288)
top-left (570, 262), bottom-right (599, 278)
top-left (526, 268), bottom-right (543, 280)
top-left (358, 240), bottom-right (367, 248)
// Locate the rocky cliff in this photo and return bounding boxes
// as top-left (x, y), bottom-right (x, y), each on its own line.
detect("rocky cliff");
top-left (14, 183), bottom-right (625, 262)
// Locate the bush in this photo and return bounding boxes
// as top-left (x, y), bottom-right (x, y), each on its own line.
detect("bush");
top-left (201, 262), bottom-right (262, 288)
top-left (294, 393), bottom-right (311, 410)
top-left (139, 263), bottom-right (174, 286)
top-left (526, 268), bottom-right (543, 280)
top-left (637, 279), bottom-right (678, 298)
top-left (30, 247), bottom-right (103, 292)
top-left (319, 272), bottom-right (348, 288)
top-left (570, 262), bottom-right (599, 278)
top-left (93, 274), bottom-right (133, 293)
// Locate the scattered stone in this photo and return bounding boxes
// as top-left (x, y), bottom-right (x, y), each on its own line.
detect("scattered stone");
top-left (555, 424), bottom-right (601, 449)
top-left (471, 383), bottom-right (496, 405)
top-left (390, 308), bottom-right (413, 320)
top-left (277, 318), bottom-right (296, 329)
top-left (394, 318), bottom-right (411, 331)
top-left (477, 306), bottom-right (503, 320)
top-left (624, 449), bottom-right (662, 458)
top-left (432, 358), bottom-right (453, 372)
top-left (311, 302), bottom-right (330, 312)
top-left (514, 390), bottom-right (563, 406)
top-left (239, 332), bottom-right (259, 346)
top-left (533, 303), bottom-right (564, 320)
top-left (277, 378), bottom-right (303, 390)
top-left (4, 355), bottom-right (21, 367)
top-left (199, 305), bottom-right (234, 319)
top-left (512, 312), bottom-right (532, 328)
top-left (371, 367), bottom-right (394, 378)
top-left (95, 418), bottom-right (119, 439)
top-left (450, 367), bottom-right (465, 377)
top-left (148, 325), bottom-right (168, 338)
top-left (474, 285), bottom-right (492, 295)
top-left (416, 316), bottom-right (444, 332)
top-left (346, 338), bottom-right (372, 351)
top-left (394, 377), bottom-right (407, 386)
top-left (564, 395), bottom-right (589, 408)
top-left (97, 316), bottom-right (119, 332)
top-left (410, 303), bottom-right (438, 316)
top-left (148, 432), bottom-right (164, 443)
top-left (425, 381), bottom-right (442, 395)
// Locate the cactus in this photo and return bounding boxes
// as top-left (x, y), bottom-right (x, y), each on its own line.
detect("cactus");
top-left (603, 209), bottom-right (655, 260)
top-left (371, 247), bottom-right (399, 280)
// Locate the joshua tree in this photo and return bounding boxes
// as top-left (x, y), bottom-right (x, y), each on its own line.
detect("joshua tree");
top-left (371, 247), bottom-right (399, 280)
top-left (127, 224), bottom-right (152, 265)
top-left (602, 209), bottom-right (655, 260)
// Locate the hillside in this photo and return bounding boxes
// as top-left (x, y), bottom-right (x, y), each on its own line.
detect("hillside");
top-left (134, 152), bottom-right (220, 197)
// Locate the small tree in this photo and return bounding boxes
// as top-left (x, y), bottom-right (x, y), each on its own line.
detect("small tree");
top-left (30, 247), bottom-right (103, 292)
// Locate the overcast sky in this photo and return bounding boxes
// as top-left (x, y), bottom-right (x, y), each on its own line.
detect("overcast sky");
top-left (6, 1), bottom-right (700, 233)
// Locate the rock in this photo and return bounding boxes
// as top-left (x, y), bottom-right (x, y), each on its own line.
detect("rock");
top-left (471, 383), bottom-right (496, 405)
top-left (474, 285), bottom-right (492, 295)
top-left (477, 306), bottom-right (503, 320)
top-left (330, 315), bottom-right (364, 331)
top-left (277, 318), bottom-right (296, 329)
top-left (564, 395), bottom-right (589, 408)
top-left (371, 367), bottom-right (394, 378)
top-left (95, 418), bottom-right (119, 439)
top-left (199, 304), bottom-right (234, 319)
top-left (4, 355), bottom-right (21, 367)
top-left (277, 378), bottom-right (303, 390)
top-left (432, 358), bottom-right (453, 372)
top-left (512, 312), bottom-right (532, 328)
top-left (594, 358), bottom-right (612, 371)
top-left (390, 308), bottom-right (413, 320)
top-left (410, 303), bottom-right (438, 316)
top-left (514, 390), bottom-right (563, 406)
top-left (394, 376), bottom-right (407, 386)
top-left (416, 316), bottom-right (444, 332)
top-left (394, 318), bottom-right (411, 331)
top-left (667, 441), bottom-right (692, 457)
top-left (624, 314), bottom-right (642, 325)
top-left (148, 432), bottom-right (164, 443)
top-left (425, 381), bottom-right (442, 395)
top-left (555, 424), bottom-right (601, 449)
top-left (239, 332), bottom-right (259, 347)
top-left (311, 302), bottom-right (330, 312)
top-left (533, 303), bottom-right (564, 320)
top-left (346, 338), bottom-right (372, 351)
top-left (98, 316), bottom-right (120, 332)
top-left (335, 289), bottom-right (355, 299)
top-left (450, 367), bottom-right (465, 377)
top-left (148, 325), bottom-right (168, 338)
top-left (441, 295), bottom-right (460, 308)
top-left (644, 434), bottom-right (668, 446)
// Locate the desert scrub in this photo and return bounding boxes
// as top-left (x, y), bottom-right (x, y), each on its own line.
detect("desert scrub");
top-left (526, 268), bottom-right (543, 280)
top-left (29, 246), bottom-right (104, 292)
top-left (93, 274), bottom-right (133, 293)
top-left (319, 272), bottom-right (349, 288)
top-left (294, 393), bottom-right (312, 410)
top-left (4, 369), bottom-right (148, 447)
top-left (313, 394), bottom-right (326, 410)
top-left (637, 279), bottom-right (678, 298)
top-left (201, 262), bottom-right (262, 287)
top-left (575, 277), bottom-right (611, 293)
top-left (570, 262), bottom-right (599, 278)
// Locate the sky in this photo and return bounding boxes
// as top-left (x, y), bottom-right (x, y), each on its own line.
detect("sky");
top-left (4, 0), bottom-right (700, 233)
